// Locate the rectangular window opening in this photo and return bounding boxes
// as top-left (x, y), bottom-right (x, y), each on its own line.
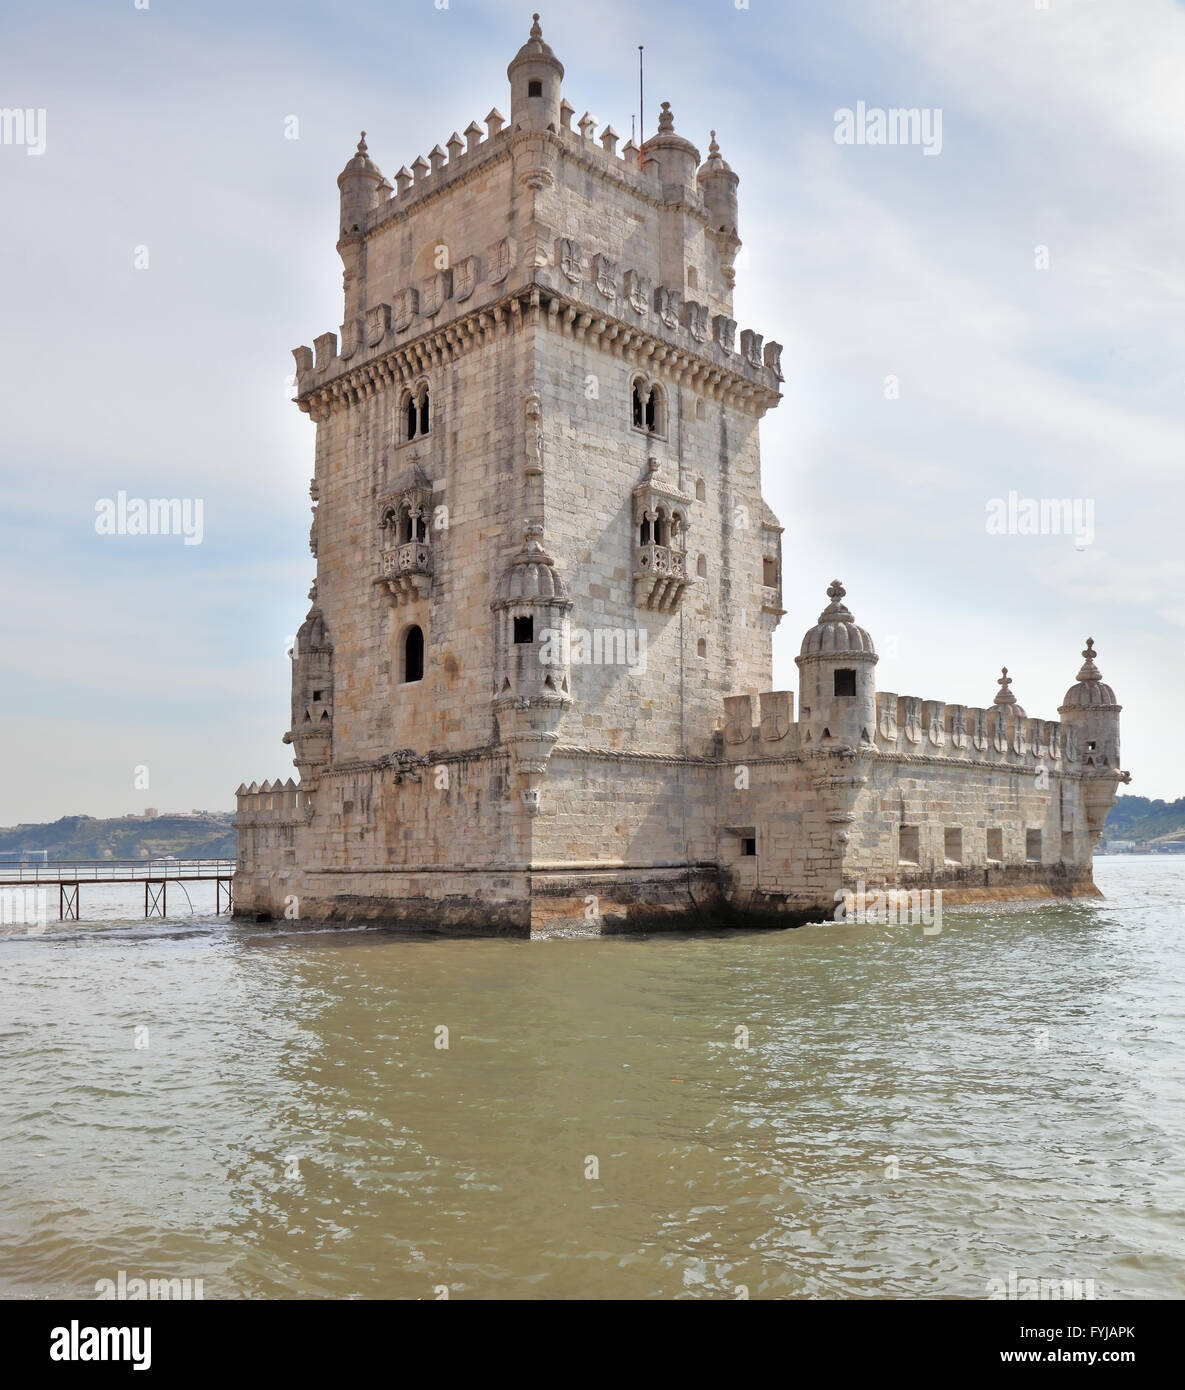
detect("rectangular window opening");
top-left (741, 837), bottom-right (756, 857)
top-left (1026, 829), bottom-right (1043, 862)
top-left (944, 827), bottom-right (963, 864)
top-left (513, 616), bottom-right (534, 644)
top-left (834, 668), bottom-right (857, 697)
top-left (987, 828), bottom-right (1003, 862)
top-left (762, 557), bottom-right (778, 587)
top-left (899, 825), bottom-right (919, 865)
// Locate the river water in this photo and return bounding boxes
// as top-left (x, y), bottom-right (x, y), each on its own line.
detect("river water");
top-left (1, 857), bottom-right (1181, 1300)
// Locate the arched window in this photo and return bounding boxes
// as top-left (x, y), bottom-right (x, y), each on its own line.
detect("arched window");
top-left (403, 384), bottom-right (430, 442)
top-left (654, 508), bottom-right (669, 547)
top-left (632, 379), bottom-right (645, 429)
top-left (697, 638), bottom-right (706, 658)
top-left (696, 554), bottom-right (707, 578)
top-left (630, 378), bottom-right (664, 436)
top-left (403, 625), bottom-right (424, 683)
top-left (399, 503), bottom-right (414, 543)
top-left (695, 478), bottom-right (706, 502)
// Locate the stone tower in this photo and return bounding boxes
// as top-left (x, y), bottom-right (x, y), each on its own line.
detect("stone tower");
top-left (235, 15), bottom-right (1125, 934)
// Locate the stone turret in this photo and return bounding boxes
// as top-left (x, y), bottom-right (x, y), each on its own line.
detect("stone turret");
top-left (337, 132), bottom-right (384, 323)
top-left (283, 606), bottom-right (334, 787)
top-left (337, 131), bottom-right (384, 237)
top-left (507, 13), bottom-right (564, 134)
top-left (1059, 638), bottom-right (1121, 772)
top-left (796, 580), bottom-right (878, 750)
top-left (697, 130), bottom-right (738, 235)
top-left (642, 101), bottom-right (700, 198)
top-left (492, 525), bottom-right (573, 809)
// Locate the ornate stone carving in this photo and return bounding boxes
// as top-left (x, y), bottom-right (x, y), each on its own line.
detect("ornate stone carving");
top-left (313, 332), bottom-right (337, 371)
top-left (339, 320), bottom-right (360, 360)
top-left (593, 253), bottom-right (618, 301)
top-left (454, 255), bottom-right (478, 302)
top-left (624, 269), bottom-right (651, 316)
top-left (655, 285), bottom-right (682, 331)
top-left (556, 237), bottom-right (582, 283)
top-left (740, 329), bottom-right (763, 369)
top-left (764, 340), bottom-right (784, 378)
top-left (685, 300), bottom-right (708, 342)
top-left (365, 303), bottom-right (390, 347)
top-left (488, 238), bottom-right (510, 284)
top-left (525, 390), bottom-right (543, 476)
top-left (878, 693), bottom-right (898, 742)
top-left (420, 269), bottom-right (452, 316)
top-left (971, 707), bottom-right (988, 752)
top-left (393, 287), bottom-right (418, 331)
top-left (949, 705), bottom-right (967, 750)
top-left (713, 314), bottom-right (737, 353)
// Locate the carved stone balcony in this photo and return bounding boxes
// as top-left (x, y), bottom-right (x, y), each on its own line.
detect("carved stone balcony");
top-left (635, 543), bottom-right (690, 612)
top-left (377, 541), bottom-right (432, 605)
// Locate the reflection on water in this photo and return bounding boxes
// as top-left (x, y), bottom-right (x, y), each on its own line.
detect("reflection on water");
top-left (1, 859), bottom-right (1182, 1299)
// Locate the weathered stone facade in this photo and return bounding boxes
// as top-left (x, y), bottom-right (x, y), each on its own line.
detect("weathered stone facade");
top-left (235, 17), bottom-right (1129, 934)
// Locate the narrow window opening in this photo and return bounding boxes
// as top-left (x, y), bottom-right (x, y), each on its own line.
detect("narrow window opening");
top-left (899, 825), bottom-right (919, 865)
top-left (695, 478), bottom-right (706, 502)
top-left (312, 689), bottom-right (323, 701)
top-left (403, 625), bottom-right (425, 683)
top-left (419, 390), bottom-right (430, 436)
top-left (987, 828), bottom-right (1003, 862)
top-left (697, 638), bottom-right (706, 658)
top-left (645, 389), bottom-right (657, 432)
top-left (686, 266), bottom-right (698, 290)
top-left (696, 554), bottom-right (707, 578)
top-left (405, 396), bottom-right (417, 440)
top-left (632, 380), bottom-right (645, 429)
top-left (513, 616), bottom-right (534, 644)
top-left (741, 837), bottom-right (756, 857)
top-left (944, 827), bottom-right (963, 864)
top-left (528, 80), bottom-right (543, 97)
top-left (640, 517), bottom-right (652, 544)
top-left (1026, 829), bottom-right (1042, 862)
top-left (834, 669), bottom-right (857, 697)
top-left (763, 556), bottom-right (778, 587)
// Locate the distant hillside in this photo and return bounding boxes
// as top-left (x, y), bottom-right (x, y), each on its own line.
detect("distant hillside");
top-left (1104, 795), bottom-right (1185, 843)
top-left (0, 813), bottom-right (235, 863)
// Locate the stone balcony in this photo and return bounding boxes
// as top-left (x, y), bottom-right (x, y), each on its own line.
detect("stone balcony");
top-left (377, 541), bottom-right (432, 605)
top-left (634, 543), bottom-right (690, 612)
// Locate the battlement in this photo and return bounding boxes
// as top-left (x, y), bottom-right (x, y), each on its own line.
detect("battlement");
top-left (874, 693), bottom-right (1070, 767)
top-left (235, 779), bottom-right (311, 823)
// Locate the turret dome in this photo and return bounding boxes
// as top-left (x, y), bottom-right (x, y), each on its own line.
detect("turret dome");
top-left (494, 529), bottom-right (569, 606)
top-left (508, 13), bottom-right (563, 78)
top-left (1061, 639), bottom-right (1119, 709)
top-left (799, 580), bottom-right (876, 658)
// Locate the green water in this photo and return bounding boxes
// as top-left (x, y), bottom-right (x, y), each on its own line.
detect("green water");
top-left (1, 858), bottom-right (1181, 1299)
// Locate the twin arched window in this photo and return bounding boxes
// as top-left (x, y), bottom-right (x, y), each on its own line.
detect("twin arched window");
top-left (631, 377), bottom-right (666, 436)
top-left (639, 505), bottom-right (684, 548)
top-left (403, 383), bottom-right (430, 441)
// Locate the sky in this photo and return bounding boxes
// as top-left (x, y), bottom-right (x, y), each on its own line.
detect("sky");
top-left (1, 0), bottom-right (1182, 824)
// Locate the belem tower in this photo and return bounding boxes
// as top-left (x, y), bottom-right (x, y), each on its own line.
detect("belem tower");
top-left (234, 15), bottom-right (1130, 934)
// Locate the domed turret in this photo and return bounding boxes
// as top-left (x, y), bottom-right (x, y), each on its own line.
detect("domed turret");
top-left (284, 605), bottom-right (334, 785)
top-left (337, 131), bottom-right (384, 238)
top-left (507, 13), bottom-right (564, 133)
top-left (697, 130), bottom-right (739, 236)
top-left (642, 102), bottom-right (700, 197)
top-left (795, 580), bottom-right (878, 749)
top-left (1059, 638), bottom-right (1122, 772)
top-left (991, 666), bottom-right (1025, 720)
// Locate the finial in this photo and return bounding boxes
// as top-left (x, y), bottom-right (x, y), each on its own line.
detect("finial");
top-left (994, 667), bottom-right (1016, 705)
top-left (1076, 637), bottom-right (1102, 683)
top-left (658, 101), bottom-right (674, 132)
top-left (530, 12), bottom-right (542, 38)
top-left (817, 578), bottom-right (854, 623)
top-left (357, 131), bottom-right (368, 154)
top-left (708, 129), bottom-right (720, 156)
